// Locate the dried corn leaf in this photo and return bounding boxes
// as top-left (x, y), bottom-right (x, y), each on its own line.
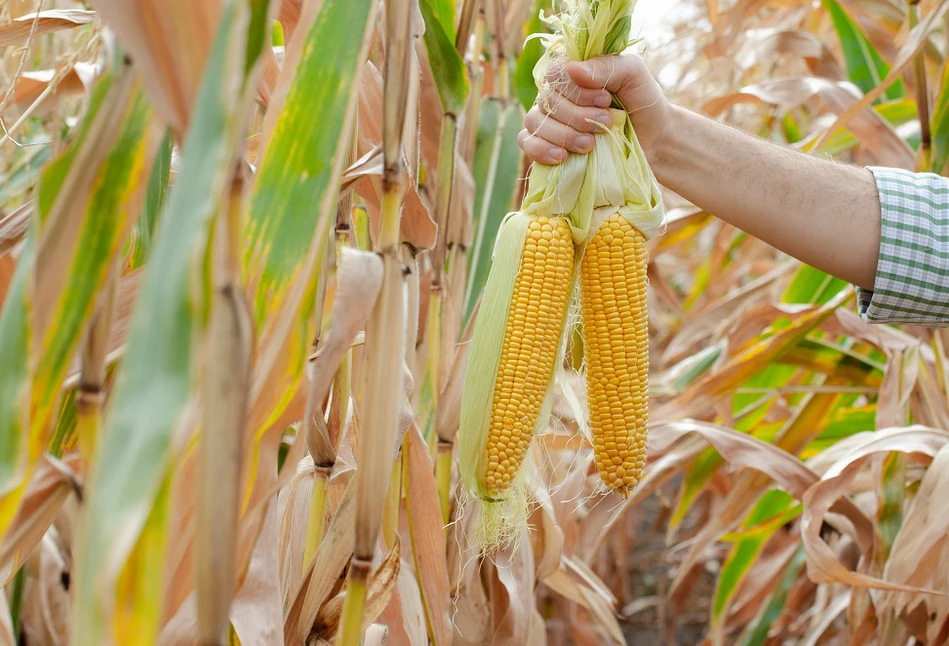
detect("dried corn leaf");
top-left (0, 9), bottom-right (95, 47)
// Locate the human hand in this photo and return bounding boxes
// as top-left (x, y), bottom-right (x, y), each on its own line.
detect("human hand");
top-left (518, 53), bottom-right (671, 167)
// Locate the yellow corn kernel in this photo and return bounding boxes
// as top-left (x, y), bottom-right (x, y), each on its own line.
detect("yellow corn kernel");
top-left (580, 212), bottom-right (649, 496)
top-left (482, 215), bottom-right (574, 497)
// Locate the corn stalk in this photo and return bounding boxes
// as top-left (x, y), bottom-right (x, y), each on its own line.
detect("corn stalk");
top-left (195, 169), bottom-right (253, 645)
top-left (337, 0), bottom-right (413, 639)
top-left (75, 259), bottom-right (119, 464)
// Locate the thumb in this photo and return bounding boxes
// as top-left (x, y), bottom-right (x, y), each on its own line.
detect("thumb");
top-left (565, 54), bottom-right (643, 94)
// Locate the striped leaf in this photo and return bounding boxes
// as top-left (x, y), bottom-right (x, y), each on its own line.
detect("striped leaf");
top-left (71, 1), bottom-right (267, 641)
top-left (0, 50), bottom-right (157, 542)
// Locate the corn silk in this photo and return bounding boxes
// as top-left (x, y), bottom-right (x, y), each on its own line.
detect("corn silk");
top-left (458, 0), bottom-right (666, 551)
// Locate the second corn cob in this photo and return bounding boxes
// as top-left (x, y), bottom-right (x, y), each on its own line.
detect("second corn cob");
top-left (580, 212), bottom-right (649, 496)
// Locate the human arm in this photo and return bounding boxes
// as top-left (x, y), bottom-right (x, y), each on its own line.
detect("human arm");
top-left (519, 54), bottom-right (882, 291)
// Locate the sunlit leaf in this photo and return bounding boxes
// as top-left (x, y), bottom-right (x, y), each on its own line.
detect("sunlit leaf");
top-left (128, 129), bottom-right (173, 269)
top-left (419, 0), bottom-right (470, 116)
top-left (823, 0), bottom-right (905, 102)
top-left (713, 490), bottom-right (796, 626)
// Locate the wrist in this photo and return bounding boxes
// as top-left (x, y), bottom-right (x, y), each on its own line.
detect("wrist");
top-left (634, 102), bottom-right (680, 184)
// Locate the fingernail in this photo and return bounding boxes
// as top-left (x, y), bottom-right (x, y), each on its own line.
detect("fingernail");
top-left (549, 147), bottom-right (566, 161)
top-left (596, 112), bottom-right (613, 127)
top-left (579, 62), bottom-right (594, 76)
top-left (576, 135), bottom-right (593, 150)
top-left (594, 93), bottom-right (612, 108)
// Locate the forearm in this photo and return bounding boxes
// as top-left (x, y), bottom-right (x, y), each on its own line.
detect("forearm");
top-left (650, 106), bottom-right (882, 291)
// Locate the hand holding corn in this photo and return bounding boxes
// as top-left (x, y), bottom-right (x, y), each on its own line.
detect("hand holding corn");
top-left (520, 52), bottom-right (884, 294)
top-left (459, 0), bottom-right (666, 551)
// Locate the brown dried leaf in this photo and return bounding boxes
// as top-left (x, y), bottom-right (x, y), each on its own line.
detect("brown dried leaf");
top-left (19, 537), bottom-right (70, 645)
top-left (0, 589), bottom-right (12, 646)
top-left (284, 481), bottom-right (356, 646)
top-left (313, 539), bottom-right (401, 638)
top-left (704, 77), bottom-right (913, 168)
top-left (402, 425), bottom-right (452, 645)
top-left (308, 247), bottom-right (384, 411)
top-left (488, 539), bottom-right (536, 644)
top-left (0, 456), bottom-right (78, 588)
top-left (5, 63), bottom-right (96, 117)
top-left (88, 0), bottom-right (223, 132)
top-left (230, 498), bottom-right (284, 646)
top-left (879, 442), bottom-right (949, 643)
top-left (0, 9), bottom-right (96, 47)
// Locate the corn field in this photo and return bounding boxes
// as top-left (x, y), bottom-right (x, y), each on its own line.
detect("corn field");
top-left (4, 0), bottom-right (949, 644)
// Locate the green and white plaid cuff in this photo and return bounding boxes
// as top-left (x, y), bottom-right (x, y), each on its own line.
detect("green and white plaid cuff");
top-left (857, 166), bottom-right (949, 327)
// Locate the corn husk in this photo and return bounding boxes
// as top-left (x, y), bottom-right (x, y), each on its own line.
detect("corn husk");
top-left (458, 0), bottom-right (666, 552)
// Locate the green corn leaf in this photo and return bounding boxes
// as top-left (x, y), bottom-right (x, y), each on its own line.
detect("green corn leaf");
top-left (129, 129), bottom-right (174, 269)
top-left (419, 0), bottom-right (470, 116)
top-left (244, 0), bottom-right (378, 330)
top-left (514, 0), bottom-right (549, 111)
top-left (738, 546), bottom-right (807, 646)
top-left (31, 79), bottom-right (156, 443)
top-left (465, 98), bottom-right (524, 322)
top-left (930, 56), bottom-right (949, 174)
top-left (781, 264), bottom-right (849, 306)
top-left (0, 236), bottom-right (32, 538)
top-left (712, 490), bottom-right (798, 626)
top-left (427, 0), bottom-right (457, 40)
top-left (71, 2), bottom-right (267, 641)
top-left (240, 0), bottom-right (377, 487)
top-left (823, 0), bottom-right (905, 102)
top-left (0, 48), bottom-right (157, 542)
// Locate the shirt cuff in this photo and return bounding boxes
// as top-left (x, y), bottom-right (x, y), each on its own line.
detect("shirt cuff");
top-left (857, 166), bottom-right (949, 327)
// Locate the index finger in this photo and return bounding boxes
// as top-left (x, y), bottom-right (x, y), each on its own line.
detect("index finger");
top-left (543, 65), bottom-right (612, 108)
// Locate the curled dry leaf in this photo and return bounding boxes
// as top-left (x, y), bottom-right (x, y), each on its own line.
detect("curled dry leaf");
top-left (736, 29), bottom-right (843, 79)
top-left (801, 426), bottom-right (949, 596)
top-left (308, 247), bottom-right (384, 410)
top-left (312, 539), bottom-right (400, 638)
top-left (20, 536), bottom-right (70, 646)
top-left (402, 425), bottom-right (452, 645)
top-left (5, 63), bottom-right (98, 118)
top-left (362, 623), bottom-right (389, 646)
top-left (278, 458), bottom-right (318, 603)
top-left (0, 9), bottom-right (96, 47)
top-left (880, 443), bottom-right (949, 644)
top-left (0, 455), bottom-right (79, 589)
top-left (488, 539), bottom-right (536, 644)
top-left (0, 202), bottom-right (32, 257)
top-left (447, 507), bottom-right (491, 646)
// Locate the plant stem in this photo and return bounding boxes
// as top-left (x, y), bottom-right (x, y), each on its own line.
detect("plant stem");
top-left (302, 465), bottom-right (330, 572)
top-left (435, 440), bottom-right (452, 525)
top-left (336, 558), bottom-right (371, 646)
top-left (76, 260), bottom-right (118, 463)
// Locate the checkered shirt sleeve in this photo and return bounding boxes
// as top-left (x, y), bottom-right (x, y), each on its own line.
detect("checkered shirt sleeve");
top-left (857, 166), bottom-right (949, 327)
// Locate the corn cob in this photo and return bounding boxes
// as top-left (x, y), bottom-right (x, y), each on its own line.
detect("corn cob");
top-left (580, 212), bottom-right (649, 496)
top-left (459, 212), bottom-right (576, 547)
top-left (482, 215), bottom-right (574, 496)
